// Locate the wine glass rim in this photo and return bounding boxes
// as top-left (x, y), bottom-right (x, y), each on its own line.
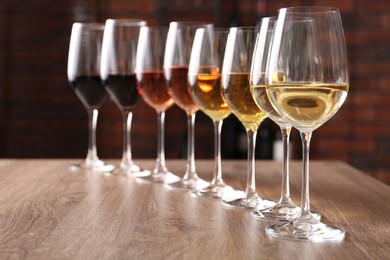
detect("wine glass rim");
top-left (214, 27), bottom-right (229, 32)
top-left (72, 22), bottom-right (104, 30)
top-left (106, 19), bottom-right (147, 26)
top-left (229, 26), bottom-right (256, 32)
top-left (142, 25), bottom-right (168, 29)
top-left (141, 25), bottom-right (168, 31)
top-left (260, 16), bottom-right (277, 22)
top-left (170, 21), bottom-right (213, 28)
top-left (280, 6), bottom-right (340, 14)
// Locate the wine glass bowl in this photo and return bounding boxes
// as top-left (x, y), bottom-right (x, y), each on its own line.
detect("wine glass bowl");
top-left (67, 22), bottom-right (114, 172)
top-left (167, 66), bottom-right (199, 115)
top-left (265, 6), bottom-right (349, 241)
top-left (100, 19), bottom-right (149, 176)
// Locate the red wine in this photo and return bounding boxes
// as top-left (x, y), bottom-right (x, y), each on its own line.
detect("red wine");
top-left (69, 75), bottom-right (107, 109)
top-left (167, 66), bottom-right (198, 114)
top-left (138, 71), bottom-right (174, 113)
top-left (103, 74), bottom-right (140, 111)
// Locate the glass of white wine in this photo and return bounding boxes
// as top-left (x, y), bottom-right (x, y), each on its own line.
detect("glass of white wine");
top-left (221, 27), bottom-right (275, 209)
top-left (250, 17), bottom-right (302, 221)
top-left (188, 27), bottom-right (234, 198)
top-left (265, 7), bottom-right (349, 241)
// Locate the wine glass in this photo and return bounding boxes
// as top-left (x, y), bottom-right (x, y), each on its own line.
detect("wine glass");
top-left (265, 7), bottom-right (349, 241)
top-left (100, 19), bottom-right (149, 176)
top-left (136, 26), bottom-right (180, 183)
top-left (163, 21), bottom-right (211, 190)
top-left (67, 22), bottom-right (114, 172)
top-left (250, 17), bottom-right (301, 221)
top-left (188, 27), bottom-right (234, 198)
top-left (220, 27), bottom-right (275, 209)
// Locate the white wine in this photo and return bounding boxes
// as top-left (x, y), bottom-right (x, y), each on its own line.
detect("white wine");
top-left (222, 73), bottom-right (267, 131)
top-left (267, 83), bottom-right (349, 131)
top-left (189, 68), bottom-right (231, 122)
top-left (250, 84), bottom-right (290, 128)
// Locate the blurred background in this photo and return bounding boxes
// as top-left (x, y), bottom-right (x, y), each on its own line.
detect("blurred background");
top-left (0, 0), bottom-right (388, 184)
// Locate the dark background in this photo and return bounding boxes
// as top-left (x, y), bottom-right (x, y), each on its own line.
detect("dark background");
top-left (0, 0), bottom-right (389, 184)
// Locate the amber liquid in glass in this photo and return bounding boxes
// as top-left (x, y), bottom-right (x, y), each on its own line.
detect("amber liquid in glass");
top-left (167, 66), bottom-right (198, 114)
top-left (190, 67), bottom-right (230, 121)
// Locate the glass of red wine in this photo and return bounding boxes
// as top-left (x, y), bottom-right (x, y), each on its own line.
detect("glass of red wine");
top-left (135, 26), bottom-right (180, 183)
top-left (67, 22), bottom-right (114, 172)
top-left (100, 19), bottom-right (149, 176)
top-left (163, 21), bottom-right (211, 190)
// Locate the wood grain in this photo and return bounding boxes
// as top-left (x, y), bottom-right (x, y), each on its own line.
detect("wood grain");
top-left (0, 159), bottom-right (388, 259)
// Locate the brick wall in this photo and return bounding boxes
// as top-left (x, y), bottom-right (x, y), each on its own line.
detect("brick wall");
top-left (0, 0), bottom-right (389, 184)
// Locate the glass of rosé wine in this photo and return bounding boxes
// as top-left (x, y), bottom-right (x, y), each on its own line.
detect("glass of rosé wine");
top-left (136, 26), bottom-right (180, 183)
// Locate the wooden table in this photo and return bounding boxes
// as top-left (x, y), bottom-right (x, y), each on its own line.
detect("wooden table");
top-left (0, 159), bottom-right (389, 259)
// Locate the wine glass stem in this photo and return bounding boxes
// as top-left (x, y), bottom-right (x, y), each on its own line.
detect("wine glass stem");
top-left (300, 131), bottom-right (312, 216)
top-left (183, 113), bottom-right (197, 180)
top-left (280, 126), bottom-right (292, 202)
top-left (211, 120), bottom-right (223, 185)
top-left (245, 129), bottom-right (257, 198)
top-left (155, 111), bottom-right (168, 172)
top-left (86, 108), bottom-right (99, 164)
top-left (121, 110), bottom-right (134, 168)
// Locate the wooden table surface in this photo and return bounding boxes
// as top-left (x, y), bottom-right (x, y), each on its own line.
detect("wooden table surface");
top-left (0, 159), bottom-right (389, 259)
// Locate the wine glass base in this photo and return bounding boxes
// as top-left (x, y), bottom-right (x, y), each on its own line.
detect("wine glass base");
top-left (166, 177), bottom-right (209, 190)
top-left (70, 160), bottom-right (115, 173)
top-left (252, 202), bottom-right (322, 222)
top-left (251, 201), bottom-right (301, 222)
top-left (266, 214), bottom-right (345, 242)
top-left (189, 182), bottom-right (234, 199)
top-left (222, 193), bottom-right (275, 209)
top-left (137, 171), bottom-right (181, 184)
top-left (110, 163), bottom-right (150, 177)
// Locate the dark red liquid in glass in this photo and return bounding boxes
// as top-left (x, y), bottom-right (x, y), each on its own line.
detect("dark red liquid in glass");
top-left (103, 74), bottom-right (140, 111)
top-left (69, 75), bottom-right (107, 109)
